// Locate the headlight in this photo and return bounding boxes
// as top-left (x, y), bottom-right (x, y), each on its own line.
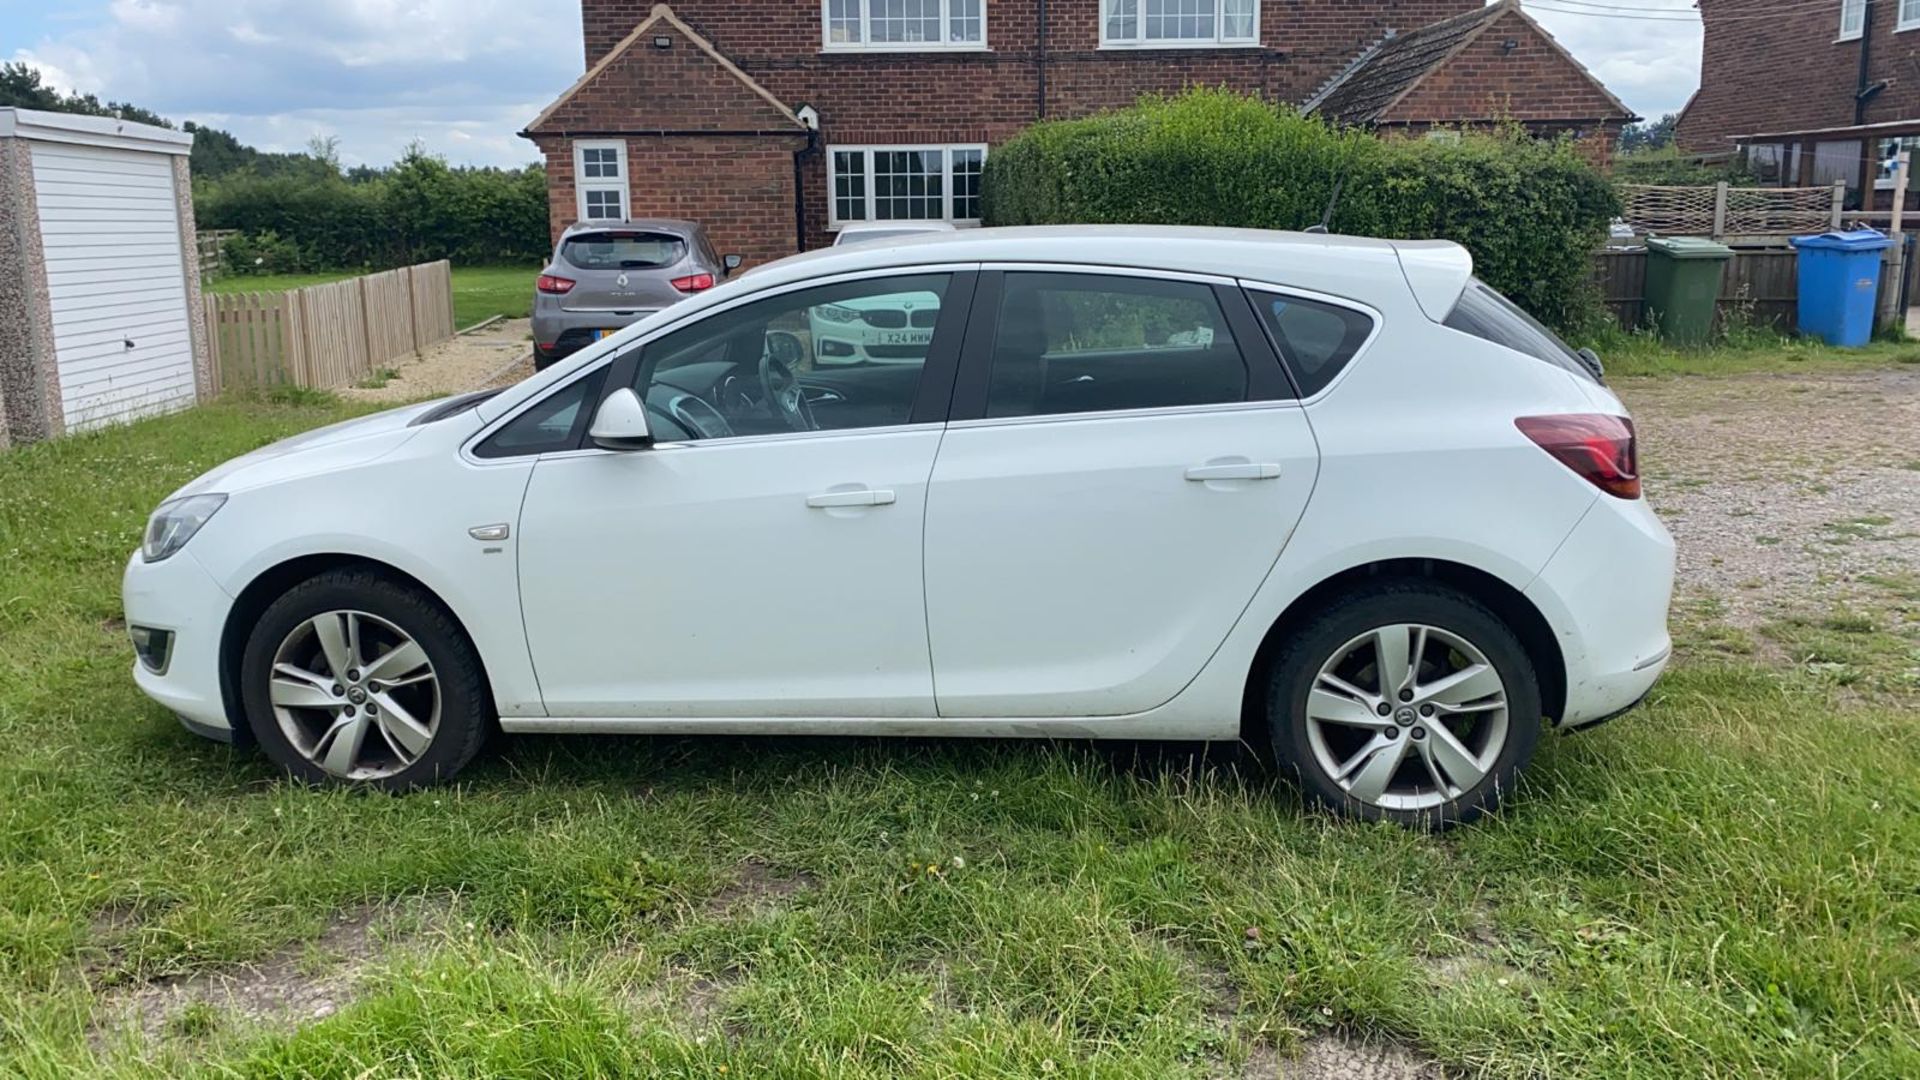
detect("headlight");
top-left (142, 494), bottom-right (227, 563)
top-left (814, 303), bottom-right (861, 324)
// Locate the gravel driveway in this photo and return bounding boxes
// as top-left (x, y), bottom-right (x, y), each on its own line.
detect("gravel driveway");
top-left (1621, 365), bottom-right (1920, 629)
top-left (338, 318), bottom-right (534, 405)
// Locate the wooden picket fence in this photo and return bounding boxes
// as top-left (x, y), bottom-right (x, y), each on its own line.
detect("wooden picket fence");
top-left (204, 261), bottom-right (455, 390)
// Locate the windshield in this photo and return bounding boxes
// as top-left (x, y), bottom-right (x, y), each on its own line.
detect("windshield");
top-left (561, 232), bottom-right (686, 270)
top-left (1442, 279), bottom-right (1597, 383)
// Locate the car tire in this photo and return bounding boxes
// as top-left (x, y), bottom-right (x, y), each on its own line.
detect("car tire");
top-left (532, 344), bottom-right (555, 371)
top-left (1265, 581), bottom-right (1541, 829)
top-left (239, 569), bottom-right (491, 792)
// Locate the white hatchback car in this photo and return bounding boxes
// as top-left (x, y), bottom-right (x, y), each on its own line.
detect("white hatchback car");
top-left (124, 227), bottom-right (1673, 826)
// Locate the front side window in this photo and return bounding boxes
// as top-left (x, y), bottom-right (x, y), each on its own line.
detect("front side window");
top-left (573, 140), bottom-right (628, 222)
top-left (632, 274), bottom-right (953, 441)
top-left (824, 0), bottom-right (985, 49)
top-left (985, 273), bottom-right (1248, 419)
top-left (830, 145), bottom-right (988, 226)
top-left (1248, 291), bottom-right (1374, 397)
top-left (1103, 0), bottom-right (1257, 46)
top-left (1840, 0), bottom-right (1865, 38)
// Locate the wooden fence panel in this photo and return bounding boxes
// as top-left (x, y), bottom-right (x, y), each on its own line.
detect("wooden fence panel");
top-left (1590, 247), bottom-right (1905, 333)
top-left (204, 261), bottom-right (458, 392)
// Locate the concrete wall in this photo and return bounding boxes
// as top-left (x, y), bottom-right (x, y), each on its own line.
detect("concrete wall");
top-left (0, 136), bottom-right (62, 449)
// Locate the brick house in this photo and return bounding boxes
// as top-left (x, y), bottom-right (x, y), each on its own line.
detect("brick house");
top-left (524, 0), bottom-right (1634, 264)
top-left (1675, 0), bottom-right (1920, 211)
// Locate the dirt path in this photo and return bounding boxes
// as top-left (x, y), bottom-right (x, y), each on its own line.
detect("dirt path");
top-left (337, 318), bottom-right (534, 405)
top-left (1619, 366), bottom-right (1920, 628)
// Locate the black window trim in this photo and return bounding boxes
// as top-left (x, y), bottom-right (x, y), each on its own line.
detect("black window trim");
top-left (947, 267), bottom-right (1295, 423)
top-left (1237, 282), bottom-right (1383, 403)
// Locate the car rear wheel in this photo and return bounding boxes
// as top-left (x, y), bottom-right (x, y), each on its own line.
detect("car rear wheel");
top-left (240, 569), bottom-right (491, 791)
top-left (532, 344), bottom-right (556, 371)
top-left (1266, 582), bottom-right (1540, 828)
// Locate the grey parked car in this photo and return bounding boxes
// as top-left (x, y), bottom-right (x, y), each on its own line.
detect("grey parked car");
top-left (532, 220), bottom-right (740, 369)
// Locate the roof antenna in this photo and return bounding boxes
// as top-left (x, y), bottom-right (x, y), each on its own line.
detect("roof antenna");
top-left (1304, 174), bottom-right (1345, 234)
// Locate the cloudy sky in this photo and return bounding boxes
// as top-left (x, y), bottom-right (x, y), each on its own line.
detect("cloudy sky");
top-left (3, 0), bottom-right (1702, 169)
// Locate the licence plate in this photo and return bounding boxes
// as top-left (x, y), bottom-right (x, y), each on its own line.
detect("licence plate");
top-left (593, 328), bottom-right (615, 341)
top-left (877, 330), bottom-right (932, 346)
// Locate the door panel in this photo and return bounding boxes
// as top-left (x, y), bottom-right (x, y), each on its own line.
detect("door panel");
top-left (923, 408), bottom-right (1318, 716)
top-left (518, 429), bottom-right (944, 717)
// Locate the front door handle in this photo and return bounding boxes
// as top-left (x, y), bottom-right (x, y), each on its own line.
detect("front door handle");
top-left (1185, 463), bottom-right (1281, 481)
top-left (806, 488), bottom-right (896, 508)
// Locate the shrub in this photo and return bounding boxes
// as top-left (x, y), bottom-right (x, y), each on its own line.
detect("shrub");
top-left (195, 149), bottom-right (549, 271)
top-left (981, 88), bottom-right (1618, 329)
top-left (220, 229), bottom-right (306, 276)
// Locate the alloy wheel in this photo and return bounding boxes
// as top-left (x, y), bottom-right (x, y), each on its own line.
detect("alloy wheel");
top-left (1303, 623), bottom-right (1510, 812)
top-left (268, 610), bottom-right (440, 780)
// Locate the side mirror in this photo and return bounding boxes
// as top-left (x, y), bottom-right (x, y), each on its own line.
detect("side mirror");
top-left (588, 388), bottom-right (653, 451)
top-left (723, 254), bottom-right (744, 272)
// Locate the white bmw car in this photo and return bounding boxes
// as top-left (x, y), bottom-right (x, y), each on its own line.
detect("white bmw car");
top-left (124, 226), bottom-right (1673, 826)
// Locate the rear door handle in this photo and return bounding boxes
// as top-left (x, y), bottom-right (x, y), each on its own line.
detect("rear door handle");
top-left (1185, 463), bottom-right (1281, 481)
top-left (806, 488), bottom-right (896, 508)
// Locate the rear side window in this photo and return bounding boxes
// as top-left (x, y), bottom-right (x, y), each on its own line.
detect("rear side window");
top-left (1443, 279), bottom-right (1596, 382)
top-left (1248, 291), bottom-right (1374, 397)
top-left (561, 232), bottom-right (685, 271)
top-left (985, 273), bottom-right (1248, 419)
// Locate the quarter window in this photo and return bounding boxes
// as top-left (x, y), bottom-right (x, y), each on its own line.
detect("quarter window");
top-left (1247, 291), bottom-right (1374, 397)
top-left (824, 0), bottom-right (985, 49)
top-left (830, 145), bottom-right (988, 226)
top-left (573, 140), bottom-right (628, 222)
top-left (1443, 279), bottom-right (1597, 384)
top-left (474, 369), bottom-right (608, 458)
top-left (1103, 0), bottom-right (1258, 46)
top-left (984, 273), bottom-right (1248, 419)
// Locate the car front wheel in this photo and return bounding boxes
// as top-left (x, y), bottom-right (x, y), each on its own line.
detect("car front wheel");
top-left (239, 569), bottom-right (491, 791)
top-left (1267, 582), bottom-right (1541, 828)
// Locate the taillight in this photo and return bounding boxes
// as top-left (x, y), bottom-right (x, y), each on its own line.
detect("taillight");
top-left (1515, 414), bottom-right (1640, 499)
top-left (536, 274), bottom-right (575, 295)
top-left (671, 272), bottom-right (715, 293)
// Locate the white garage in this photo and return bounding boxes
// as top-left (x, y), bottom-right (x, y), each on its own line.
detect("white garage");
top-left (0, 108), bottom-right (209, 448)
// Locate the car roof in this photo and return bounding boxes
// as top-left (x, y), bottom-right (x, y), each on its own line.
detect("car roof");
top-left (740, 225), bottom-right (1471, 318)
top-left (561, 219), bottom-right (705, 237)
top-left (838, 221), bottom-right (955, 233)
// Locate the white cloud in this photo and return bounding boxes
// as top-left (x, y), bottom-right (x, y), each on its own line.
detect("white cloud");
top-left (1526, 1), bottom-right (1704, 121)
top-left (12, 0), bottom-right (580, 167)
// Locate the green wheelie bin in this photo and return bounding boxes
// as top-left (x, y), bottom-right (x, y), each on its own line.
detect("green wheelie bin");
top-left (1642, 236), bottom-right (1734, 345)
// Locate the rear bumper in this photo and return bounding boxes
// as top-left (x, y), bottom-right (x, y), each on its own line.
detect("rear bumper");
top-left (1525, 496), bottom-right (1675, 730)
top-left (123, 549), bottom-right (235, 738)
top-left (530, 309), bottom-right (659, 353)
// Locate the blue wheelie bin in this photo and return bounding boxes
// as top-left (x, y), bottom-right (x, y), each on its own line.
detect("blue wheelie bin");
top-left (1791, 228), bottom-right (1893, 347)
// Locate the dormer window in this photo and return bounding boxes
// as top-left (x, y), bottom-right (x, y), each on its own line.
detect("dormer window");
top-left (824, 0), bottom-right (986, 51)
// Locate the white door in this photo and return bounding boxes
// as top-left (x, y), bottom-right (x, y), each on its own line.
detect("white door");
top-left (514, 271), bottom-right (971, 717)
top-left (924, 270), bottom-right (1322, 717)
top-left (31, 142), bottom-right (195, 430)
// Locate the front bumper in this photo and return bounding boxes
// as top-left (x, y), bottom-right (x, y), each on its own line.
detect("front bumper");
top-left (1525, 495), bottom-right (1676, 730)
top-left (122, 549), bottom-right (235, 738)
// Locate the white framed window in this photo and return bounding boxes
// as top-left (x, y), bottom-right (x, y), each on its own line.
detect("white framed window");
top-left (823, 0), bottom-right (986, 51)
top-left (573, 140), bottom-right (628, 222)
top-left (829, 145), bottom-right (987, 226)
top-left (1875, 135), bottom-right (1920, 188)
top-left (1839, 0), bottom-right (1865, 40)
top-left (1900, 0), bottom-right (1920, 30)
top-left (1103, 0), bottom-right (1257, 47)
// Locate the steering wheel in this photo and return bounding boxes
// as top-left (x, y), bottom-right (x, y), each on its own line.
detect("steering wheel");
top-left (760, 331), bottom-right (816, 432)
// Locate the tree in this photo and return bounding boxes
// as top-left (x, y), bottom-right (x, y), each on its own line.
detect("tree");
top-left (1618, 113), bottom-right (1678, 153)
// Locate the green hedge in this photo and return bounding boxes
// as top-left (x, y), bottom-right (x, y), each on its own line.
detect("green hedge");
top-left (197, 150), bottom-right (549, 273)
top-left (981, 89), bottom-right (1618, 329)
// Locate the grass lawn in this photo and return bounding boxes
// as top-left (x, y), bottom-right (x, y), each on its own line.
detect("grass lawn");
top-left (0, 353), bottom-right (1916, 1076)
top-left (1581, 326), bottom-right (1920, 377)
top-left (207, 265), bottom-right (540, 331)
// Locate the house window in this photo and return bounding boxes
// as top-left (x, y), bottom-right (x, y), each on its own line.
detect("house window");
top-left (1840, 0), bottom-right (1865, 39)
top-left (1876, 135), bottom-right (1920, 188)
top-left (829, 145), bottom-right (988, 226)
top-left (1901, 0), bottom-right (1920, 31)
top-left (573, 140), bottom-right (628, 222)
top-left (823, 0), bottom-right (986, 50)
top-left (1103, 0), bottom-right (1257, 46)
